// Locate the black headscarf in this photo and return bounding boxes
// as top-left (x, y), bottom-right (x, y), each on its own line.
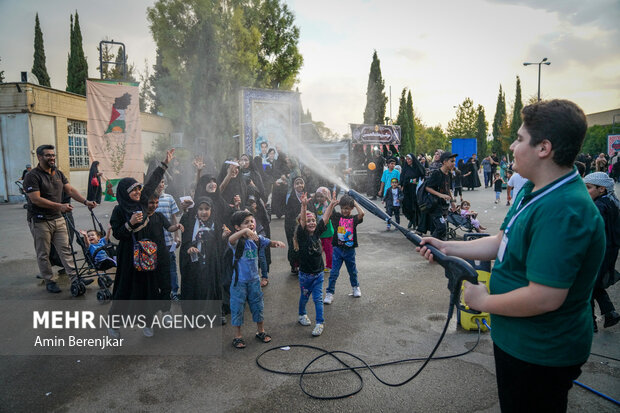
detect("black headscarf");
top-left (115, 177), bottom-right (143, 220)
top-left (194, 175), bottom-right (228, 222)
top-left (400, 153), bottom-right (425, 183)
top-left (88, 161), bottom-right (99, 183)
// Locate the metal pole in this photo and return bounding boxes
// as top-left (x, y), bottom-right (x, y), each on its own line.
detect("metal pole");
top-left (537, 63), bottom-right (541, 102)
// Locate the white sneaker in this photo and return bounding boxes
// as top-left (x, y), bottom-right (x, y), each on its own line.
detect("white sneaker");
top-left (142, 327), bottom-right (154, 337)
top-left (312, 323), bottom-right (324, 336)
top-left (108, 328), bottom-right (120, 339)
top-left (298, 314), bottom-right (311, 326)
top-left (352, 286), bottom-right (361, 297)
top-left (324, 292), bottom-right (334, 305)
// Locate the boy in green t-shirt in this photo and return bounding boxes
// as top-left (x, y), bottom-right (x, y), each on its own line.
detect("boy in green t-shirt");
top-left (417, 99), bottom-right (605, 413)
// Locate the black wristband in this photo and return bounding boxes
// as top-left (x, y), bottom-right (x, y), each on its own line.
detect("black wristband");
top-left (161, 162), bottom-right (168, 169)
top-left (83, 200), bottom-right (88, 206)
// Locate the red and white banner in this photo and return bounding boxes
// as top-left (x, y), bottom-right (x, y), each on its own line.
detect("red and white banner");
top-left (86, 80), bottom-right (143, 180)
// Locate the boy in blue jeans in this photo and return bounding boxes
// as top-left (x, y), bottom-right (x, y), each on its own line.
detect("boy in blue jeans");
top-left (324, 194), bottom-right (365, 304)
top-left (228, 210), bottom-right (285, 349)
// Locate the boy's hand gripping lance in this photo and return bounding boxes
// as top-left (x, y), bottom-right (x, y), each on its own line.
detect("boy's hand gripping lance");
top-left (347, 189), bottom-right (480, 314)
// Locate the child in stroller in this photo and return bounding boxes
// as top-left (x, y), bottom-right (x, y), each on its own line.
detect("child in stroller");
top-left (80, 226), bottom-right (117, 271)
top-left (445, 200), bottom-right (486, 239)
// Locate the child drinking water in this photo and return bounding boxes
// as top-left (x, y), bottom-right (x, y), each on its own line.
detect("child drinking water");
top-left (294, 193), bottom-right (337, 336)
top-left (324, 194), bottom-right (365, 304)
top-left (228, 210), bottom-right (285, 349)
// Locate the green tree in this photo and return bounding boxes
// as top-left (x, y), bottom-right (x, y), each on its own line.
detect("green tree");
top-left (582, 125), bottom-right (613, 155)
top-left (148, 0), bottom-right (303, 161)
top-left (363, 50), bottom-right (387, 124)
top-left (491, 85), bottom-right (507, 154)
top-left (508, 76), bottom-right (523, 147)
top-left (406, 90), bottom-right (415, 155)
top-left (447, 97), bottom-right (477, 140)
top-left (66, 12), bottom-right (88, 95)
top-left (246, 0), bottom-right (303, 89)
top-left (108, 48), bottom-right (137, 81)
top-left (32, 13), bottom-right (51, 87)
top-left (475, 105), bottom-right (488, 158)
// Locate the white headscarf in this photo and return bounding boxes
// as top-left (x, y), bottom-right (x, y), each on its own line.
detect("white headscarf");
top-left (583, 172), bottom-right (620, 208)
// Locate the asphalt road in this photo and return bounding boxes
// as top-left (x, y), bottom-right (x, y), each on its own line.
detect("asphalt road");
top-left (0, 181), bottom-right (618, 412)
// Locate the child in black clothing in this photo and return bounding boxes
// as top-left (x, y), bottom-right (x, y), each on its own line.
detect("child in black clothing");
top-left (493, 173), bottom-right (504, 204)
top-left (383, 177), bottom-right (403, 231)
top-left (294, 193), bottom-right (337, 336)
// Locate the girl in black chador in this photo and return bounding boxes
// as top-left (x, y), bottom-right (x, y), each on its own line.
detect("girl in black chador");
top-left (218, 159), bottom-right (248, 209)
top-left (179, 197), bottom-right (226, 320)
top-left (193, 174), bottom-right (233, 228)
top-left (400, 153), bottom-right (426, 228)
top-left (107, 149), bottom-right (180, 339)
top-left (86, 161), bottom-right (107, 204)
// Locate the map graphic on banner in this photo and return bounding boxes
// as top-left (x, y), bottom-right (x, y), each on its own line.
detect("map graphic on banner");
top-left (86, 80), bottom-right (143, 181)
top-left (105, 93), bottom-right (131, 133)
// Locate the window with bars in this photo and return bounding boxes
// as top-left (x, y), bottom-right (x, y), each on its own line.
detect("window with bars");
top-left (67, 120), bottom-right (89, 169)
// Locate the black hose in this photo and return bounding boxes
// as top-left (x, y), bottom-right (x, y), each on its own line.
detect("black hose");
top-left (256, 303), bottom-right (483, 400)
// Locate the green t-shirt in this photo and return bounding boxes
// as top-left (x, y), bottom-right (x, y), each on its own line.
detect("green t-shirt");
top-left (314, 202), bottom-right (334, 239)
top-left (490, 168), bottom-right (605, 367)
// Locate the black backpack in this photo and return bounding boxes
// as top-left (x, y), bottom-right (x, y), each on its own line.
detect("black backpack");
top-left (416, 179), bottom-right (438, 213)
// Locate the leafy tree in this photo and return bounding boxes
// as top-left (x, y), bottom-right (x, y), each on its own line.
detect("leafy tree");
top-left (148, 0), bottom-right (303, 161)
top-left (414, 114), bottom-right (448, 155)
top-left (491, 85), bottom-right (507, 154)
top-left (108, 48), bottom-right (137, 81)
top-left (447, 97), bottom-right (477, 140)
top-left (396, 88), bottom-right (416, 155)
top-left (363, 50), bottom-right (387, 124)
top-left (508, 76), bottom-right (523, 147)
top-left (475, 105), bottom-right (488, 158)
top-left (582, 125), bottom-right (613, 155)
top-left (32, 13), bottom-right (51, 86)
top-left (66, 12), bottom-right (88, 95)
top-left (0, 57), bottom-right (6, 83)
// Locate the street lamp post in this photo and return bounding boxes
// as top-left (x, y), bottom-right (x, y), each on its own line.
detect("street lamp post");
top-left (523, 57), bottom-right (551, 101)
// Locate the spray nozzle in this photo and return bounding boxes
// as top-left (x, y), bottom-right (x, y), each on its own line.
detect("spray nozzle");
top-left (347, 189), bottom-right (480, 314)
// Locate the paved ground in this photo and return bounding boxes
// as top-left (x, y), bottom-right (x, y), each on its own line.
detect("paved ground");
top-left (0, 180), bottom-right (618, 412)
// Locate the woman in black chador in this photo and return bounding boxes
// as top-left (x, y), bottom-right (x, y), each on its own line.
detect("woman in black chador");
top-left (86, 161), bottom-right (106, 204)
top-left (400, 153), bottom-right (425, 229)
top-left (463, 156), bottom-right (481, 190)
top-left (107, 149), bottom-right (175, 339)
top-left (179, 197), bottom-right (225, 319)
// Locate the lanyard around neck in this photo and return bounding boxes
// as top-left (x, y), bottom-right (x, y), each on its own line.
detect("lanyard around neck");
top-left (505, 171), bottom-right (578, 235)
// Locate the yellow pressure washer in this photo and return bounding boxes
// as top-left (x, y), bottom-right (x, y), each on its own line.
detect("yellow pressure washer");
top-left (457, 233), bottom-right (491, 331)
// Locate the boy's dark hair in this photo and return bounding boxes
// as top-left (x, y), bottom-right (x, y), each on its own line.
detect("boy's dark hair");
top-left (260, 141), bottom-right (268, 147)
top-left (574, 161), bottom-right (586, 177)
top-left (339, 194), bottom-right (355, 208)
top-left (231, 210), bottom-right (253, 228)
top-left (521, 99), bottom-right (587, 168)
top-left (36, 144), bottom-right (54, 156)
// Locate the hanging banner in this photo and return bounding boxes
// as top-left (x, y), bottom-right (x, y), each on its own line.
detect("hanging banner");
top-left (350, 124), bottom-right (401, 145)
top-left (86, 79), bottom-right (143, 181)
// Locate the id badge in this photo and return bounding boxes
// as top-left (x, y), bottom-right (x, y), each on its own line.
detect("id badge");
top-left (497, 234), bottom-right (508, 262)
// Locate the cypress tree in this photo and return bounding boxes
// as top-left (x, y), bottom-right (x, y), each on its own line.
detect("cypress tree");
top-left (509, 76), bottom-right (523, 143)
top-left (363, 50), bottom-right (387, 124)
top-left (406, 89), bottom-right (415, 155)
top-left (66, 14), bottom-right (74, 92)
top-left (491, 85), bottom-right (507, 154)
top-left (475, 105), bottom-right (488, 158)
top-left (32, 13), bottom-right (51, 86)
top-left (396, 88), bottom-right (410, 154)
top-left (66, 12), bottom-right (88, 95)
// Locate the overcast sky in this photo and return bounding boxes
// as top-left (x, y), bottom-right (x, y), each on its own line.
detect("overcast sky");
top-left (1, 0), bottom-right (618, 136)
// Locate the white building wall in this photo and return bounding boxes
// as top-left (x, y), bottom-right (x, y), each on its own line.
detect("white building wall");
top-left (0, 113), bottom-right (31, 201)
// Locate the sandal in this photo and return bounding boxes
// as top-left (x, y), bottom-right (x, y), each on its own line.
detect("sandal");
top-left (260, 278), bottom-right (269, 287)
top-left (255, 331), bottom-right (272, 343)
top-left (232, 337), bottom-right (246, 349)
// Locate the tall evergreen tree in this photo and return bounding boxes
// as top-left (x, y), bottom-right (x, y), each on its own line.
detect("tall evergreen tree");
top-left (508, 76), bottom-right (523, 144)
top-left (491, 85), bottom-right (507, 154)
top-left (148, 48), bottom-right (169, 115)
top-left (406, 90), bottom-right (415, 155)
top-left (32, 13), bottom-right (51, 86)
top-left (475, 105), bottom-right (488, 158)
top-left (66, 11), bottom-right (88, 95)
top-left (363, 50), bottom-right (388, 124)
top-left (396, 88), bottom-right (411, 154)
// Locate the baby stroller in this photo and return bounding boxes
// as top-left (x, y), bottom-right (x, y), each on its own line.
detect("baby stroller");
top-left (14, 181), bottom-right (28, 208)
top-left (63, 210), bottom-right (116, 302)
top-left (445, 210), bottom-right (475, 240)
